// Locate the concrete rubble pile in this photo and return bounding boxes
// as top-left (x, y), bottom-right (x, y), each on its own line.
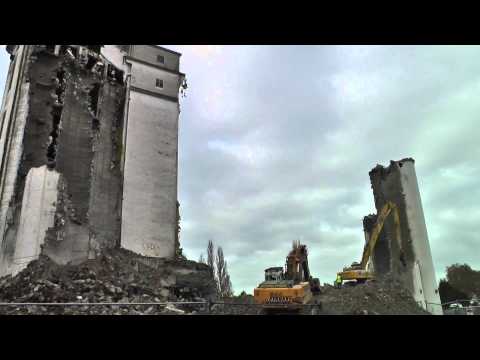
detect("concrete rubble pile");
top-left (0, 250), bottom-right (430, 315)
top-left (210, 294), bottom-right (263, 315)
top-left (318, 280), bottom-right (429, 315)
top-left (0, 248), bottom-right (217, 315)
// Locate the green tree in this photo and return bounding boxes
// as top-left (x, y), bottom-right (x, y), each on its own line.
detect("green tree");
top-left (445, 263), bottom-right (480, 297)
top-left (438, 279), bottom-right (468, 305)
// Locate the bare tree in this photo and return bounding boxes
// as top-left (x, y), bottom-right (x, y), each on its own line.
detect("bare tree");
top-left (199, 253), bottom-right (205, 264)
top-left (207, 240), bottom-right (215, 277)
top-left (224, 271), bottom-right (233, 297)
top-left (216, 246), bottom-right (225, 295)
top-left (203, 240), bottom-right (234, 298)
top-left (216, 246), bottom-right (234, 298)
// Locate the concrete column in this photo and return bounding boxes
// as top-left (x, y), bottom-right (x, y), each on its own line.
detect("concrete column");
top-left (11, 166), bottom-right (59, 275)
top-left (0, 81), bottom-right (30, 277)
top-left (0, 47), bottom-right (30, 246)
top-left (397, 160), bottom-right (443, 315)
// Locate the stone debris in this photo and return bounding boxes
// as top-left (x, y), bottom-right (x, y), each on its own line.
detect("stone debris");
top-left (317, 278), bottom-right (430, 315)
top-left (164, 303), bottom-right (185, 314)
top-left (0, 252), bottom-right (429, 315)
top-left (0, 248), bottom-right (216, 315)
top-left (210, 295), bottom-right (263, 315)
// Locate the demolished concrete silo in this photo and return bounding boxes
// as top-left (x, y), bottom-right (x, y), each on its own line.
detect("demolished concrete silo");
top-left (368, 158), bottom-right (443, 315)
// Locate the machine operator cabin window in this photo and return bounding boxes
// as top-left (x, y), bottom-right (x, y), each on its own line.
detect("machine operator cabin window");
top-left (157, 55), bottom-right (165, 64)
top-left (155, 79), bottom-right (164, 89)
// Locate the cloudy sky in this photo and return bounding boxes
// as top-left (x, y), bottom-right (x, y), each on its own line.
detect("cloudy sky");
top-left (1, 45), bottom-right (479, 293)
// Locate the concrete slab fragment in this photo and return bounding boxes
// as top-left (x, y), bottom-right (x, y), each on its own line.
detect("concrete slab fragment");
top-left (11, 165), bottom-right (59, 275)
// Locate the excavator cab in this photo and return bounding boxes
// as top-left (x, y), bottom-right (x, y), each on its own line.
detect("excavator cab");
top-left (264, 267), bottom-right (284, 281)
top-left (347, 262), bottom-right (362, 270)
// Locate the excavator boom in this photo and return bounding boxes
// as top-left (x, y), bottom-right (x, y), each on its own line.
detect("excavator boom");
top-left (339, 201), bottom-right (402, 283)
top-left (360, 201), bottom-right (401, 268)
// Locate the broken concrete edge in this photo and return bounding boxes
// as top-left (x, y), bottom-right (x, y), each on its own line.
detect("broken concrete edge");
top-left (368, 158), bottom-right (415, 179)
top-left (362, 214), bottom-right (377, 233)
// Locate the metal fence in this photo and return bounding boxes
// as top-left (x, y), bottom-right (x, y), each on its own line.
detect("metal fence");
top-left (0, 300), bottom-right (324, 314)
top-left (423, 299), bottom-right (480, 315)
top-left (0, 299), bottom-right (478, 314)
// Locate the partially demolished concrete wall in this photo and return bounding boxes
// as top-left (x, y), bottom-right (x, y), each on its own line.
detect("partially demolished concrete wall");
top-left (367, 158), bottom-right (443, 315)
top-left (0, 45), bottom-right (183, 277)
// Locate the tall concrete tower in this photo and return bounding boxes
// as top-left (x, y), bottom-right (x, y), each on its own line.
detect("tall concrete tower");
top-left (112, 45), bottom-right (185, 259)
top-left (368, 158), bottom-right (443, 315)
top-left (0, 45), bottom-right (184, 277)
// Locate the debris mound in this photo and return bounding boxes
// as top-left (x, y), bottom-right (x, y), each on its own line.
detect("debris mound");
top-left (0, 249), bottom-right (429, 315)
top-left (318, 278), bottom-right (430, 315)
top-left (209, 278), bottom-right (429, 315)
top-left (210, 294), bottom-right (263, 315)
top-left (0, 248), bottom-right (216, 315)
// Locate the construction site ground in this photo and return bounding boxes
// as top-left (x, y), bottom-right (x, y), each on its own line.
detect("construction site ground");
top-left (210, 280), bottom-right (429, 315)
top-left (0, 249), bottom-right (429, 315)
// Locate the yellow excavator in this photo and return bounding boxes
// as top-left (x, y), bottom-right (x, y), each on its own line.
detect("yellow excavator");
top-left (338, 201), bottom-right (404, 285)
top-left (254, 241), bottom-right (321, 312)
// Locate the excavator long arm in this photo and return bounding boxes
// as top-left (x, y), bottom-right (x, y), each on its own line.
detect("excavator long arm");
top-left (359, 201), bottom-right (402, 269)
top-left (302, 257), bottom-right (311, 281)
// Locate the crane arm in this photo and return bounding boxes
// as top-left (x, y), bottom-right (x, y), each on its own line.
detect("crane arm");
top-left (360, 201), bottom-right (402, 269)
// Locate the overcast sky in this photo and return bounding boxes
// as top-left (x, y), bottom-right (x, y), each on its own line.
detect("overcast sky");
top-left (1, 45), bottom-right (479, 294)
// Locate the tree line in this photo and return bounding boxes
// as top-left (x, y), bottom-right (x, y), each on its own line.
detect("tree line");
top-left (438, 263), bottom-right (480, 305)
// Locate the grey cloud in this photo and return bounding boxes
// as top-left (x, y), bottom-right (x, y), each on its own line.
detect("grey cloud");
top-left (170, 45), bottom-right (480, 293)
